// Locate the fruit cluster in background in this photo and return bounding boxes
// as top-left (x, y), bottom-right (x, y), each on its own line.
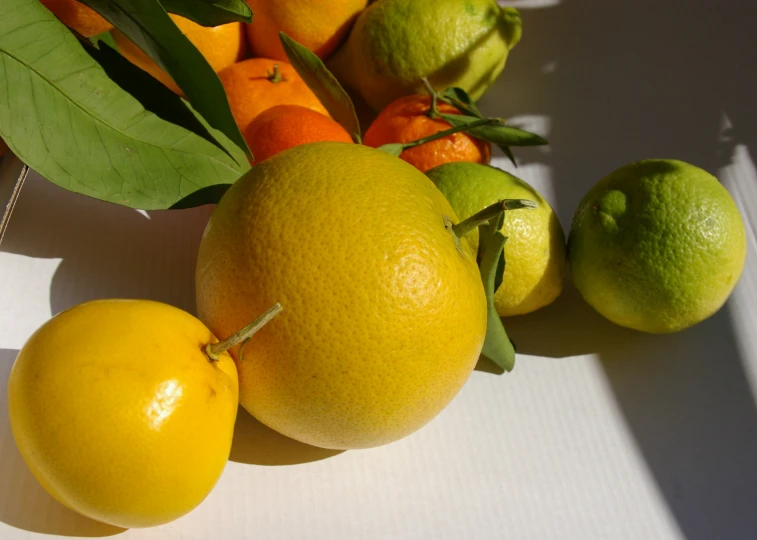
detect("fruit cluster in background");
top-left (1, 0), bottom-right (748, 533)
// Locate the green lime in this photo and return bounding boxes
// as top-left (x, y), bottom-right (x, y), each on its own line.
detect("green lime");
top-left (328, 0), bottom-right (522, 111)
top-left (427, 162), bottom-right (567, 316)
top-left (568, 159), bottom-right (747, 333)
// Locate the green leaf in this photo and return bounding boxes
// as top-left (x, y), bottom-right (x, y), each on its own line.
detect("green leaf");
top-left (279, 32), bottom-right (362, 143)
top-left (90, 31), bottom-right (118, 51)
top-left (0, 0), bottom-right (248, 209)
top-left (440, 113), bottom-right (548, 147)
top-left (377, 143), bottom-right (404, 157)
top-left (441, 87), bottom-right (482, 118)
top-left (478, 220), bottom-right (516, 372)
top-left (80, 0), bottom-right (250, 157)
top-left (501, 145), bottom-right (518, 168)
top-left (161, 0), bottom-right (252, 26)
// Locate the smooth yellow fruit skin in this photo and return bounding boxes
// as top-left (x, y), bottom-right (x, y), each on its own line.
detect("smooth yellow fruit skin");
top-left (427, 162), bottom-right (567, 316)
top-left (568, 159), bottom-right (747, 333)
top-left (328, 0), bottom-right (522, 111)
top-left (8, 300), bottom-right (238, 528)
top-left (196, 142), bottom-right (486, 450)
top-left (111, 16), bottom-right (246, 94)
top-left (245, 0), bottom-right (367, 61)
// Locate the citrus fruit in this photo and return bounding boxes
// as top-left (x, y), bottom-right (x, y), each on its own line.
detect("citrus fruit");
top-left (568, 159), bottom-right (747, 333)
top-left (244, 104), bottom-right (353, 164)
top-left (427, 162), bottom-right (566, 316)
top-left (364, 94), bottom-right (491, 173)
top-left (40, 0), bottom-right (112, 37)
top-left (8, 299), bottom-right (239, 528)
top-left (196, 142), bottom-right (486, 450)
top-left (328, 0), bottom-right (522, 111)
top-left (245, 0), bottom-right (367, 61)
top-left (111, 16), bottom-right (246, 94)
top-left (218, 58), bottom-right (329, 135)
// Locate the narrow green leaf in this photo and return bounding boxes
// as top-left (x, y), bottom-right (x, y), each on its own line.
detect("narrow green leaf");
top-left (0, 0), bottom-right (248, 209)
top-left (440, 113), bottom-right (549, 147)
top-left (377, 143), bottom-right (404, 157)
top-left (441, 87), bottom-right (482, 118)
top-left (80, 0), bottom-right (250, 157)
top-left (279, 32), bottom-right (362, 143)
top-left (478, 222), bottom-right (515, 372)
top-left (90, 31), bottom-right (118, 51)
top-left (161, 0), bottom-right (252, 26)
top-left (501, 145), bottom-right (518, 168)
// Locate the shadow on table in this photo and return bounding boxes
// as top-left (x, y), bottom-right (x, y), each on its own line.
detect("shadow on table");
top-left (0, 175), bottom-right (212, 317)
top-left (230, 407), bottom-right (344, 466)
top-left (479, 1), bottom-right (757, 537)
top-left (0, 349), bottom-right (124, 537)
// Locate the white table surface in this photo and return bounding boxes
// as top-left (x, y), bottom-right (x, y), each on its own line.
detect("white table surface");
top-left (2, 0), bottom-right (757, 538)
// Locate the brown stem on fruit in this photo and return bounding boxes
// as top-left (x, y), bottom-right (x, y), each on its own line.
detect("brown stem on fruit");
top-left (452, 199), bottom-right (538, 238)
top-left (205, 303), bottom-right (283, 361)
top-left (267, 64), bottom-right (284, 83)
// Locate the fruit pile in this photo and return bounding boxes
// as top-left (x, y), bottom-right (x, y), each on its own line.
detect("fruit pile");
top-left (1, 0), bottom-right (748, 531)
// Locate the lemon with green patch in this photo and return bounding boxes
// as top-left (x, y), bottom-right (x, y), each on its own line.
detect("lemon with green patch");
top-left (329, 0), bottom-right (522, 111)
top-left (427, 162), bottom-right (567, 316)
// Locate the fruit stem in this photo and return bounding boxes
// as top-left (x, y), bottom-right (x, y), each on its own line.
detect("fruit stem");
top-left (268, 64), bottom-right (284, 83)
top-left (422, 78), bottom-right (440, 119)
top-left (205, 303), bottom-right (283, 361)
top-left (452, 199), bottom-right (537, 238)
top-left (402, 118), bottom-right (502, 150)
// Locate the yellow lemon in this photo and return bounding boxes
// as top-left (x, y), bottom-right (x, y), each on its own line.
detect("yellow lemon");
top-left (568, 159), bottom-right (747, 333)
top-left (427, 162), bottom-right (567, 316)
top-left (8, 299), bottom-right (239, 528)
top-left (196, 142), bottom-right (486, 450)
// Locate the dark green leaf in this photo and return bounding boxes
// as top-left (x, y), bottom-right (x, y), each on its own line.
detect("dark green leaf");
top-left (377, 143), bottom-right (404, 157)
top-left (0, 0), bottom-right (248, 209)
top-left (80, 0), bottom-right (250, 157)
top-left (493, 237), bottom-right (506, 292)
top-left (90, 31), bottom-right (118, 51)
top-left (279, 32), bottom-right (361, 143)
top-left (440, 113), bottom-right (548, 147)
top-left (478, 222), bottom-right (515, 372)
top-left (161, 0), bottom-right (252, 26)
top-left (501, 145), bottom-right (518, 168)
top-left (441, 87), bottom-right (482, 118)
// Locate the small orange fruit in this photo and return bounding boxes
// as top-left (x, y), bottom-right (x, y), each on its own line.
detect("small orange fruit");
top-left (363, 95), bottom-right (491, 173)
top-left (111, 15), bottom-right (247, 94)
top-left (40, 0), bottom-right (112, 37)
top-left (245, 0), bottom-right (367, 61)
top-left (244, 104), bottom-right (353, 164)
top-left (218, 59), bottom-right (328, 135)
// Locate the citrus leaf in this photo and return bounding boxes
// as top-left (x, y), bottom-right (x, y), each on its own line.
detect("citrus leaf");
top-left (161, 0), bottom-right (252, 26)
top-left (441, 87), bottom-right (482, 118)
top-left (501, 145), bottom-right (518, 168)
top-left (478, 221), bottom-right (515, 372)
top-left (90, 31), bottom-right (118, 51)
top-left (279, 32), bottom-right (362, 143)
top-left (440, 113), bottom-right (548, 147)
top-left (0, 0), bottom-right (248, 209)
top-left (80, 0), bottom-right (250, 157)
top-left (377, 143), bottom-right (404, 157)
